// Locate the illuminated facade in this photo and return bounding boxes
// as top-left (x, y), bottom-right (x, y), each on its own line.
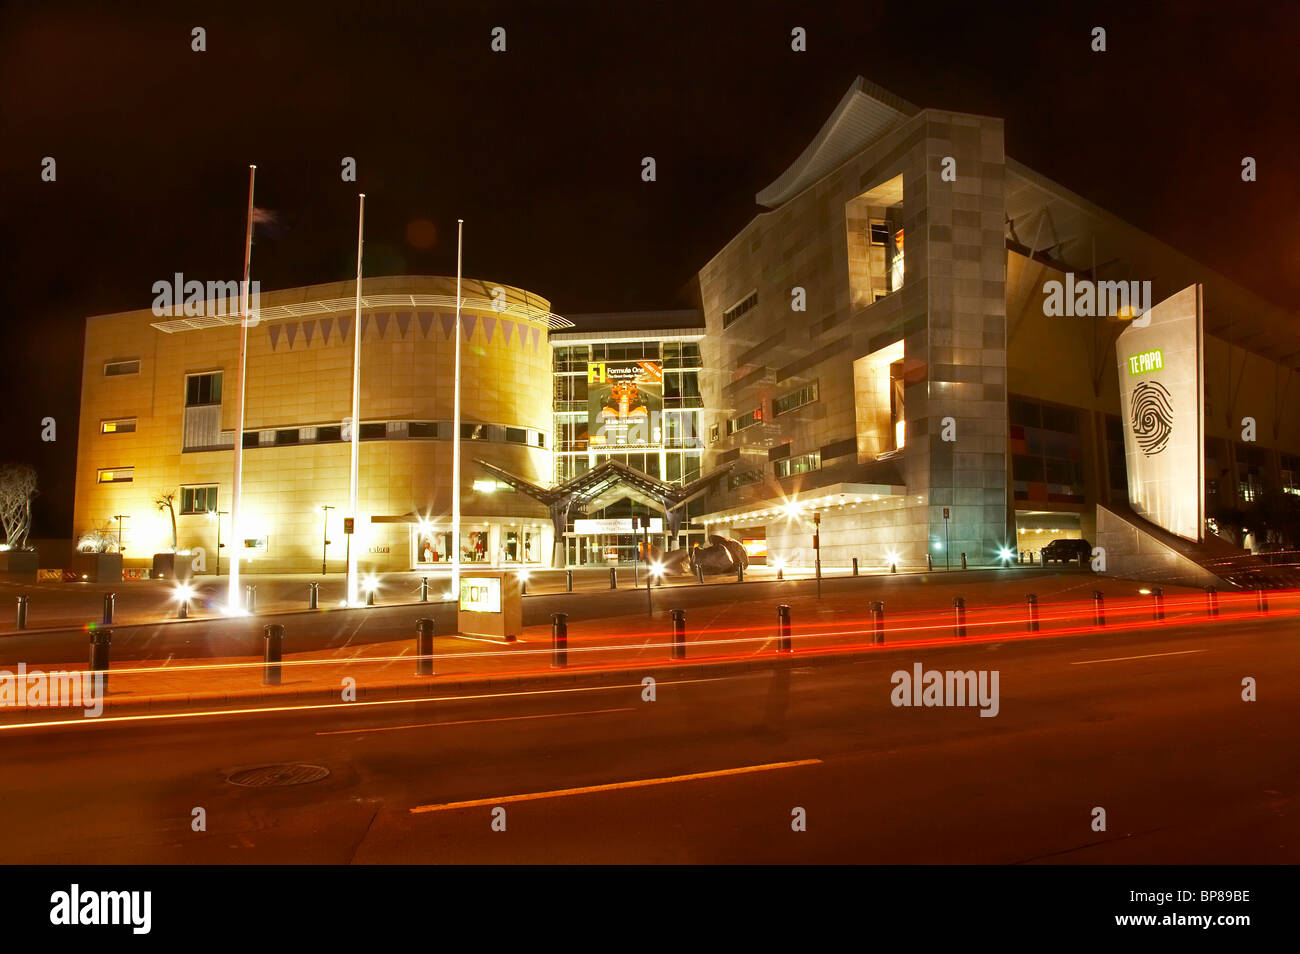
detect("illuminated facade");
top-left (695, 77), bottom-right (1300, 568)
top-left (73, 275), bottom-right (569, 574)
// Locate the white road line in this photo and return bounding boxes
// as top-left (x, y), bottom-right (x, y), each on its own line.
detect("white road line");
top-left (1070, 649), bottom-right (1204, 666)
top-left (316, 706), bottom-right (633, 736)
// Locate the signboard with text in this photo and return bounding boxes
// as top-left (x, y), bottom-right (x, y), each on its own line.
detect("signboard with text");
top-left (588, 360), bottom-right (662, 447)
top-left (456, 571), bottom-right (521, 640)
top-left (573, 517), bottom-right (664, 535)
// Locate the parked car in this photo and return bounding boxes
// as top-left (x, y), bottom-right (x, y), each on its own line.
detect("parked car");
top-left (1040, 538), bottom-right (1092, 565)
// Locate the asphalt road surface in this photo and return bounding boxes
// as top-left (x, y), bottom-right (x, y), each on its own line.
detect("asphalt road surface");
top-left (1, 611), bottom-right (1295, 864)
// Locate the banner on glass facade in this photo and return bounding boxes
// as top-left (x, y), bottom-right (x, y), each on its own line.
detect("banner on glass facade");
top-left (1114, 284), bottom-right (1204, 542)
top-left (588, 360), bottom-right (662, 447)
top-left (574, 517), bottom-right (663, 534)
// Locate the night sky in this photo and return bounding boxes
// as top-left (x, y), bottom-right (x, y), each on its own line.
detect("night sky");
top-left (2, 0), bottom-right (1297, 537)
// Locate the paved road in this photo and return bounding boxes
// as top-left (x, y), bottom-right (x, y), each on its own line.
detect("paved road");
top-left (1, 613), bottom-right (1294, 863)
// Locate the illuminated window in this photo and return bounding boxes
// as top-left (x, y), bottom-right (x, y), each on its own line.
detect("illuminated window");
top-left (100, 418), bottom-right (137, 434)
top-left (180, 485), bottom-right (218, 514)
top-left (726, 407), bottom-right (763, 435)
top-left (774, 452), bottom-right (820, 479)
top-left (96, 467), bottom-right (134, 483)
top-left (774, 382), bottom-right (818, 416)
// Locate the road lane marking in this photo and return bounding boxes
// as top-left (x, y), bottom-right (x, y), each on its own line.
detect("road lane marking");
top-left (409, 759), bottom-right (824, 814)
top-left (0, 676), bottom-right (735, 732)
top-left (315, 707), bottom-right (633, 736)
top-left (1070, 649), bottom-right (1204, 666)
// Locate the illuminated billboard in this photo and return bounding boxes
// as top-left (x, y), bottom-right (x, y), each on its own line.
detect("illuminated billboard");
top-left (1114, 284), bottom-right (1204, 541)
top-left (588, 360), bottom-right (662, 447)
top-left (459, 576), bottom-right (502, 613)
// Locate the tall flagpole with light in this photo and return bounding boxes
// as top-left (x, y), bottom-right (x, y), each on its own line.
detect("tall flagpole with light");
top-left (227, 164), bottom-right (256, 613)
top-left (347, 193), bottom-right (365, 606)
top-left (450, 218), bottom-right (464, 600)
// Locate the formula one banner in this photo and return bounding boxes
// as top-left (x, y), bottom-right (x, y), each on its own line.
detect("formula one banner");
top-left (1114, 283), bottom-right (1204, 541)
top-left (588, 360), bottom-right (662, 446)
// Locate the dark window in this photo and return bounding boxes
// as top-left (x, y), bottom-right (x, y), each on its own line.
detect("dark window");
top-left (359, 422), bottom-right (386, 440)
top-left (104, 359), bottom-right (140, 376)
top-left (505, 427), bottom-right (527, 444)
top-left (274, 428), bottom-right (300, 445)
top-left (180, 485), bottom-right (218, 514)
top-left (185, 372), bottom-right (223, 407)
top-left (408, 422), bottom-right (436, 438)
top-left (722, 291), bottom-right (758, 329)
top-left (536, 431), bottom-right (546, 448)
top-left (242, 432), bottom-right (258, 448)
top-left (316, 425), bottom-right (342, 442)
top-left (869, 222), bottom-right (889, 245)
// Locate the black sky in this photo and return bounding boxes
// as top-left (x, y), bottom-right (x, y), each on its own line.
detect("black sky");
top-left (2, 0), bottom-right (1297, 537)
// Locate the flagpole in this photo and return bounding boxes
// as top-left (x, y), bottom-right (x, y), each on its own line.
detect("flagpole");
top-left (451, 219), bottom-right (463, 600)
top-left (347, 193), bottom-right (365, 606)
top-left (227, 164), bottom-right (255, 613)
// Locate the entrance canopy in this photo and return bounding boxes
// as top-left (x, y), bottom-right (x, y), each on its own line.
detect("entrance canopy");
top-left (474, 457), bottom-right (734, 566)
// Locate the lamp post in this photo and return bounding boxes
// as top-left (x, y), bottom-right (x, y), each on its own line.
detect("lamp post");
top-left (228, 163), bottom-right (257, 613)
top-left (320, 505), bottom-right (334, 575)
top-left (346, 193), bottom-right (365, 607)
top-left (111, 514), bottom-right (129, 554)
top-left (209, 510), bottom-right (228, 576)
top-left (813, 511), bottom-right (821, 600)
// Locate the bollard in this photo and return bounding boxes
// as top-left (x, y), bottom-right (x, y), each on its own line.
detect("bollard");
top-left (927, 552), bottom-right (933, 572)
top-left (776, 565), bottom-right (784, 582)
top-left (415, 618), bottom-right (435, 676)
top-left (89, 627), bottom-right (112, 691)
top-left (870, 600), bottom-right (885, 644)
top-left (520, 575), bottom-right (527, 596)
top-left (852, 558), bottom-right (859, 577)
top-left (890, 562), bottom-right (897, 574)
top-left (736, 564), bottom-right (744, 583)
top-left (177, 592), bottom-right (189, 619)
top-left (15, 595), bottom-right (29, 630)
top-left (1029, 551), bottom-right (1035, 565)
top-left (695, 563), bottom-right (705, 584)
top-left (1257, 588), bottom-right (1269, 614)
top-left (1152, 586), bottom-right (1165, 621)
top-left (960, 552), bottom-right (968, 570)
top-left (1025, 593), bottom-right (1039, 632)
top-left (551, 612), bottom-right (568, 667)
top-left (420, 577), bottom-right (429, 603)
top-left (245, 585), bottom-right (257, 614)
top-left (262, 623), bottom-right (284, 686)
top-left (670, 608), bottom-right (686, 659)
top-left (309, 581), bottom-right (319, 610)
top-left (566, 570), bottom-right (573, 593)
top-left (609, 567), bottom-right (617, 589)
top-left (776, 604), bottom-right (792, 654)
top-left (1017, 551), bottom-right (1023, 565)
top-left (1092, 590), bottom-right (1106, 627)
top-left (1205, 586), bottom-right (1219, 617)
top-left (952, 596), bottom-right (967, 638)
top-left (102, 592), bottom-right (115, 626)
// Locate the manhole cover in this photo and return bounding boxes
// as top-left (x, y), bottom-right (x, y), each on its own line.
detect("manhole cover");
top-left (227, 763), bottom-right (331, 787)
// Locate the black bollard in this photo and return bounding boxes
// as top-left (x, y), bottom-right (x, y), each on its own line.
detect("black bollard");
top-left (670, 608), bottom-right (686, 659)
top-left (15, 595), bottom-right (28, 630)
top-left (890, 562), bottom-right (897, 574)
top-left (1092, 590), bottom-right (1106, 627)
top-left (566, 570), bottom-right (573, 593)
top-left (309, 581), bottom-right (319, 610)
top-left (927, 552), bottom-right (933, 572)
top-left (776, 604), bottom-right (792, 654)
top-left (415, 618), bottom-right (434, 676)
top-left (952, 596), bottom-right (967, 638)
top-left (89, 627), bottom-right (112, 692)
top-left (870, 600), bottom-right (885, 644)
top-left (366, 587), bottom-right (376, 606)
top-left (609, 567), bottom-right (617, 589)
top-left (420, 577), bottom-right (429, 603)
top-left (1152, 586), bottom-right (1165, 621)
top-left (1257, 589), bottom-right (1269, 614)
top-left (177, 591), bottom-right (189, 619)
top-left (736, 564), bottom-right (744, 583)
top-left (245, 585), bottom-right (257, 614)
top-left (961, 552), bottom-right (968, 570)
top-left (852, 558), bottom-right (859, 577)
top-left (551, 612), bottom-right (568, 668)
top-left (262, 624), bottom-right (284, 686)
top-left (102, 592), bottom-right (115, 626)
top-left (1205, 586), bottom-right (1219, 617)
top-left (695, 563), bottom-right (705, 584)
top-left (1026, 593), bottom-right (1039, 632)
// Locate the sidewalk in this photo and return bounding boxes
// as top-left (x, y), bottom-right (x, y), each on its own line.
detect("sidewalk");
top-left (3, 574), bottom-right (1292, 721)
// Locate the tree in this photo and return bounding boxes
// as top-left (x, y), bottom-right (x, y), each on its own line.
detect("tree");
top-left (0, 463), bottom-right (37, 550)
top-left (154, 491), bottom-right (178, 552)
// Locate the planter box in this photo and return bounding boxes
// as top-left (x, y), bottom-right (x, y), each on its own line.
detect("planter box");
top-left (151, 552), bottom-right (193, 581)
top-left (69, 551), bottom-right (123, 583)
top-left (0, 549), bottom-right (39, 580)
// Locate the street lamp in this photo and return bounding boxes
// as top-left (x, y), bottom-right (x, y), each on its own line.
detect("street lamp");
top-left (320, 505), bottom-right (335, 575)
top-left (111, 514), bottom-right (129, 554)
top-left (209, 510), bottom-right (228, 576)
top-left (813, 511), bottom-right (821, 599)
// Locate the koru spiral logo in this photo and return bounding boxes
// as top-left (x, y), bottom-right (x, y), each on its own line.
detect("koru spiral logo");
top-left (1130, 380), bottom-right (1173, 456)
